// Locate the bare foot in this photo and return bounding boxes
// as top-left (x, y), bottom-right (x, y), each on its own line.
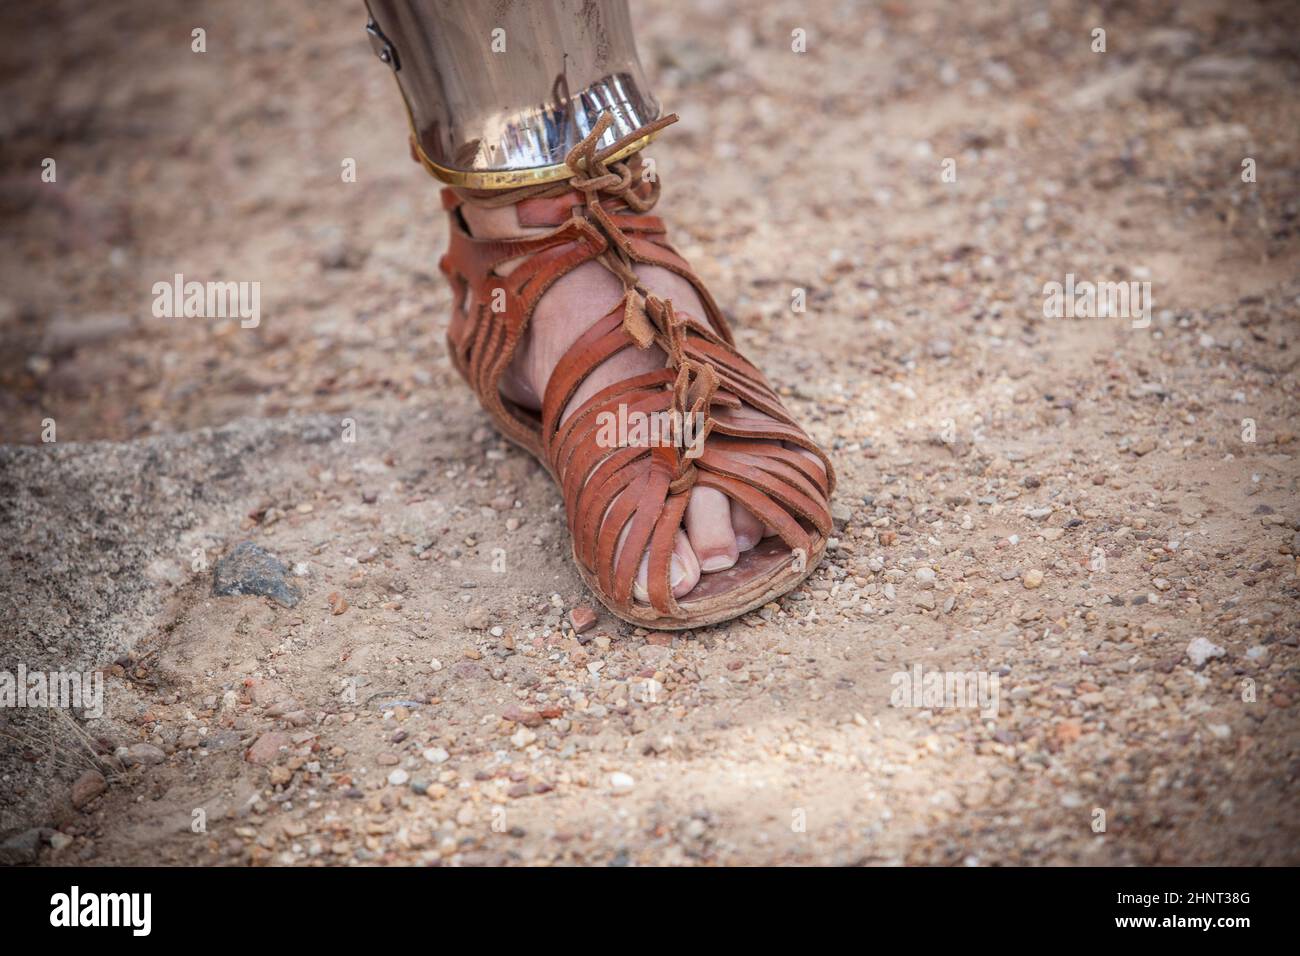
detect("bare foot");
top-left (458, 192), bottom-right (825, 604)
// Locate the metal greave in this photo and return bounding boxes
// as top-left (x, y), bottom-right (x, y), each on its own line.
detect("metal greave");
top-left (364, 0), bottom-right (661, 188)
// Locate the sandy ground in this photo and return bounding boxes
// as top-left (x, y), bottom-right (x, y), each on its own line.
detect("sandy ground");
top-left (1, 0), bottom-right (1298, 865)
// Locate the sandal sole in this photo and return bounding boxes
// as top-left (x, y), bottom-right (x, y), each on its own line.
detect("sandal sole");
top-left (574, 530), bottom-right (827, 630)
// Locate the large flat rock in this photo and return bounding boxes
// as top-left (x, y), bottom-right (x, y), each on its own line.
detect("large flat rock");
top-left (0, 414), bottom-right (378, 834)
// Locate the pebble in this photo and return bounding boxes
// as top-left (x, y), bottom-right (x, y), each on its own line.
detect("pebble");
top-left (246, 679), bottom-right (284, 706)
top-left (1022, 569), bottom-right (1044, 589)
top-left (503, 707), bottom-right (544, 727)
top-left (319, 236), bottom-right (362, 270)
top-left (212, 541), bottom-right (302, 608)
top-left (1186, 637), bottom-right (1226, 669)
top-left (70, 770), bottom-right (107, 809)
top-left (0, 829), bottom-right (41, 866)
top-left (511, 727), bottom-right (537, 749)
top-left (246, 731), bottom-right (292, 765)
top-left (387, 768), bottom-right (409, 786)
top-left (464, 608), bottom-right (490, 630)
top-left (423, 747), bottom-right (450, 764)
top-left (609, 772), bottom-right (635, 794)
top-left (125, 743), bottom-right (166, 767)
top-left (570, 605), bottom-right (599, 634)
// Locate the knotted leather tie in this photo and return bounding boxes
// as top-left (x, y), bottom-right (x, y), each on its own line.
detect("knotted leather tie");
top-left (551, 112), bottom-right (720, 496)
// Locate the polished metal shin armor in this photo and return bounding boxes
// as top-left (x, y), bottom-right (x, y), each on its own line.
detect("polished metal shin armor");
top-left (365, 0), bottom-right (661, 188)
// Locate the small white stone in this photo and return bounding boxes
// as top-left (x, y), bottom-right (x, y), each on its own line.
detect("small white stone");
top-left (387, 768), bottom-right (409, 786)
top-left (422, 747), bottom-right (450, 764)
top-left (609, 771), bottom-right (635, 794)
top-left (1186, 637), bottom-right (1225, 668)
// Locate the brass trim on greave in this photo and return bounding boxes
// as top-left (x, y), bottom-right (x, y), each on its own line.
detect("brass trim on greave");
top-left (408, 132), bottom-right (662, 189)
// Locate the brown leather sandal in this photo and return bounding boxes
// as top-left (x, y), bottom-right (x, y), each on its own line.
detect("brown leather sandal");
top-left (437, 113), bottom-right (836, 630)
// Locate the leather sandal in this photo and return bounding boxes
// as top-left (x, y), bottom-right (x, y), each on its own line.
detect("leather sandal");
top-left (436, 112), bottom-right (836, 630)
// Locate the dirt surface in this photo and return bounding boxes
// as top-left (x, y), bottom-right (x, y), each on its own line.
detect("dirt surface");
top-left (2, 0), bottom-right (1299, 865)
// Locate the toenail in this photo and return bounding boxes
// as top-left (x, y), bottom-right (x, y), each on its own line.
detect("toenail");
top-left (735, 533), bottom-right (756, 553)
top-left (699, 552), bottom-right (736, 572)
top-left (670, 556), bottom-right (688, 587)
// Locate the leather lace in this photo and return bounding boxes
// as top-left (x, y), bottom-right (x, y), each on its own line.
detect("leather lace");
top-left (468, 111), bottom-right (720, 497)
top-left (562, 113), bottom-right (720, 496)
